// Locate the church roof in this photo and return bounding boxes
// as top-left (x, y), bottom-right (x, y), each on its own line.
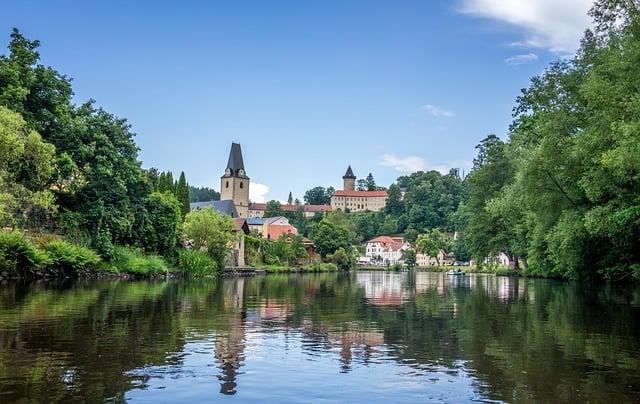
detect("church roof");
top-left (189, 200), bottom-right (239, 218)
top-left (343, 165), bottom-right (356, 179)
top-left (225, 142), bottom-right (246, 176)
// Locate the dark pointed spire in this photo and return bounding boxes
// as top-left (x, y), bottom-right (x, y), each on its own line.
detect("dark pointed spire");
top-left (343, 165), bottom-right (356, 179)
top-left (225, 143), bottom-right (246, 176)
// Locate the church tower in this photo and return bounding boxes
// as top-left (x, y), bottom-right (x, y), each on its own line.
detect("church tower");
top-left (221, 143), bottom-right (250, 217)
top-left (343, 165), bottom-right (356, 191)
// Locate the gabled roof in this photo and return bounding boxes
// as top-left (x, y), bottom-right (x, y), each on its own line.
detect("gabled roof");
top-left (189, 200), bottom-right (239, 218)
top-left (343, 165), bottom-right (356, 179)
top-left (332, 190), bottom-right (388, 197)
top-left (233, 218), bottom-right (250, 234)
top-left (249, 203), bottom-right (332, 213)
top-left (367, 236), bottom-right (397, 246)
top-left (267, 224), bottom-right (298, 240)
top-left (225, 142), bottom-right (246, 177)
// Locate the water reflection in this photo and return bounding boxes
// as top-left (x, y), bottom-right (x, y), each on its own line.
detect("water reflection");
top-left (0, 273), bottom-right (639, 402)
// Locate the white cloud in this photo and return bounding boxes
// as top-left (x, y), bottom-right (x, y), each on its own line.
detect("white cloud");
top-left (460, 0), bottom-right (593, 54)
top-left (505, 52), bottom-right (539, 65)
top-left (420, 104), bottom-right (455, 118)
top-left (380, 154), bottom-right (472, 175)
top-left (249, 182), bottom-right (270, 203)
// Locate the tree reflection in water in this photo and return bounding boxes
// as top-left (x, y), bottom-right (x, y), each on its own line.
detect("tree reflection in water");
top-left (0, 272), bottom-right (639, 402)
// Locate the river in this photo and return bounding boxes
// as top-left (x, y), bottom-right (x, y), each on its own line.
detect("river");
top-left (0, 271), bottom-right (639, 402)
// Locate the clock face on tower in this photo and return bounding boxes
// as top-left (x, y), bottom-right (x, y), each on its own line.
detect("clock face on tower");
top-left (238, 169), bottom-right (245, 176)
top-left (225, 168), bottom-right (231, 176)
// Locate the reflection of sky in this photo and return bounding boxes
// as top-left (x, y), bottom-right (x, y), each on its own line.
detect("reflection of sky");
top-left (126, 333), bottom-right (485, 403)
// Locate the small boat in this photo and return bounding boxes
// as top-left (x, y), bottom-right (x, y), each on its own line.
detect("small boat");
top-left (446, 269), bottom-right (465, 276)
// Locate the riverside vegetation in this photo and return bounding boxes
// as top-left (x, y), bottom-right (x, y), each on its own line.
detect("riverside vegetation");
top-left (1, 1), bottom-right (639, 282)
top-left (264, 1), bottom-right (640, 282)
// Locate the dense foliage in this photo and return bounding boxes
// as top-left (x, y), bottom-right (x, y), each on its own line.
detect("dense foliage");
top-left (189, 185), bottom-right (220, 202)
top-left (0, 29), bottom-right (187, 271)
top-left (182, 208), bottom-right (234, 269)
top-left (459, 1), bottom-right (640, 281)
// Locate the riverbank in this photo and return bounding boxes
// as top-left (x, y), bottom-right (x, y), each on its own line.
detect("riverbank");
top-left (257, 263), bottom-right (340, 274)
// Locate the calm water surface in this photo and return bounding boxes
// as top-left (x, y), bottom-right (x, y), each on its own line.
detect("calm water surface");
top-left (1, 272), bottom-right (639, 403)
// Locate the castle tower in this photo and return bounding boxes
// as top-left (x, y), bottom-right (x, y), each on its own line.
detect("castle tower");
top-left (221, 143), bottom-right (250, 217)
top-left (343, 165), bottom-right (356, 191)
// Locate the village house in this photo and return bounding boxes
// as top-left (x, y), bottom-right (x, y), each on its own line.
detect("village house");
top-left (365, 236), bottom-right (410, 265)
top-left (416, 249), bottom-right (455, 267)
top-left (248, 202), bottom-right (331, 218)
top-left (330, 166), bottom-right (388, 212)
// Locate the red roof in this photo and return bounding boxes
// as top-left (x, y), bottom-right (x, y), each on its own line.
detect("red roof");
top-left (249, 202), bottom-right (267, 211)
top-left (267, 224), bottom-right (298, 240)
top-left (249, 203), bottom-right (331, 213)
top-left (367, 236), bottom-right (397, 246)
top-left (302, 204), bottom-right (332, 213)
top-left (332, 190), bottom-right (388, 197)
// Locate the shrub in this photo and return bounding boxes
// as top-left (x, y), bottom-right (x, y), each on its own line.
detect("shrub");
top-left (326, 247), bottom-right (354, 271)
top-left (306, 262), bottom-right (338, 272)
top-left (42, 240), bottom-right (101, 276)
top-left (390, 263), bottom-right (404, 272)
top-left (178, 249), bottom-right (218, 277)
top-left (183, 208), bottom-right (234, 269)
top-left (102, 246), bottom-right (169, 275)
top-left (0, 231), bottom-right (48, 276)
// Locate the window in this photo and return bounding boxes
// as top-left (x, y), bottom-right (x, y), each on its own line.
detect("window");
top-left (240, 182), bottom-right (244, 189)
top-left (226, 181), bottom-right (229, 188)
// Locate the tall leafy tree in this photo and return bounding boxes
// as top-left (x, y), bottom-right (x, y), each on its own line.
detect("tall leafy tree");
top-left (264, 200), bottom-right (285, 217)
top-left (176, 172), bottom-right (190, 218)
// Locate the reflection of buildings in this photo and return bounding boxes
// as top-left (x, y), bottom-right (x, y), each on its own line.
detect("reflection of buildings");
top-left (214, 278), bottom-right (246, 395)
top-left (356, 272), bottom-right (407, 306)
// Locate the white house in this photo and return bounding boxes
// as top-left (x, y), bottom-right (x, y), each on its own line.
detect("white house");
top-left (416, 249), bottom-right (456, 267)
top-left (366, 236), bottom-right (410, 265)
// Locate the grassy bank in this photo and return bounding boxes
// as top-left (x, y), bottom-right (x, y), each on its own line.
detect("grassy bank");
top-left (0, 230), bottom-right (175, 280)
top-left (261, 262), bottom-right (340, 274)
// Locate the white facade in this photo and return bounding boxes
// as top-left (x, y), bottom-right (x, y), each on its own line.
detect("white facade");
top-left (365, 237), bottom-right (409, 265)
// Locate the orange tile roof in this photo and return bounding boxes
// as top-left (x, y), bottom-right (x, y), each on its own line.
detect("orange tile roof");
top-left (267, 224), bottom-right (298, 240)
top-left (367, 236), bottom-right (397, 246)
top-left (332, 190), bottom-right (388, 197)
top-left (249, 203), bottom-right (331, 213)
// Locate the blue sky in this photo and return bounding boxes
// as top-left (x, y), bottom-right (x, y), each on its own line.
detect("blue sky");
top-left (1, 0), bottom-right (593, 202)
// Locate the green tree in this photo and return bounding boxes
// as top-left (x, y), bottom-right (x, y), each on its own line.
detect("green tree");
top-left (134, 192), bottom-right (182, 257)
top-left (0, 106), bottom-right (56, 228)
top-left (311, 219), bottom-right (351, 258)
top-left (176, 171), bottom-right (190, 218)
top-left (402, 248), bottom-right (417, 269)
top-left (304, 186), bottom-right (332, 205)
top-left (461, 135), bottom-right (515, 267)
top-left (365, 173), bottom-right (377, 191)
top-left (264, 200), bottom-right (285, 217)
top-left (326, 247), bottom-right (354, 270)
top-left (385, 184), bottom-right (405, 216)
top-left (416, 230), bottom-right (446, 266)
top-left (183, 208), bottom-right (234, 269)
top-left (287, 191), bottom-right (293, 205)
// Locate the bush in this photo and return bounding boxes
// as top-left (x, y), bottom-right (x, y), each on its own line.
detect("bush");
top-left (0, 231), bottom-right (48, 276)
top-left (390, 263), bottom-right (404, 271)
top-left (183, 208), bottom-right (234, 269)
top-left (178, 249), bottom-right (218, 277)
top-left (102, 246), bottom-right (169, 275)
top-left (306, 262), bottom-right (338, 272)
top-left (42, 240), bottom-right (101, 276)
top-left (326, 247), bottom-right (354, 271)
